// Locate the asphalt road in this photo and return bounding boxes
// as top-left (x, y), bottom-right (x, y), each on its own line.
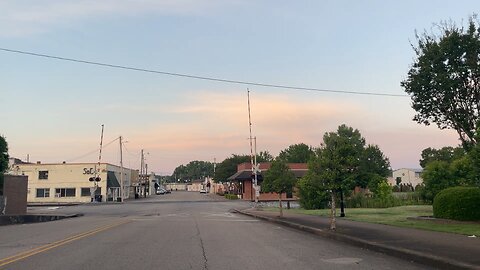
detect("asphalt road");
top-left (0, 192), bottom-right (432, 270)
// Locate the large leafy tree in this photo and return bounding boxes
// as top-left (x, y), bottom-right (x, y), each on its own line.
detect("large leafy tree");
top-left (356, 144), bottom-right (391, 189)
top-left (421, 161), bottom-right (456, 201)
top-left (0, 135), bottom-right (8, 173)
top-left (214, 152), bottom-right (273, 183)
top-left (401, 17), bottom-right (480, 150)
top-left (262, 158), bottom-right (296, 217)
top-left (171, 160), bottom-right (214, 181)
top-left (419, 146), bottom-right (465, 168)
top-left (297, 174), bottom-right (329, 210)
top-left (214, 154), bottom-right (250, 183)
top-left (278, 143), bottom-right (315, 163)
top-left (308, 125), bottom-right (365, 230)
top-left (257, 151), bottom-right (274, 162)
top-left (0, 135), bottom-right (9, 193)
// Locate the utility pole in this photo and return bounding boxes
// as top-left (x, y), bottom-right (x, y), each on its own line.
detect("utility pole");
top-left (119, 136), bottom-right (124, 202)
top-left (98, 124), bottom-right (104, 175)
top-left (247, 90), bottom-right (259, 204)
top-left (145, 163), bottom-right (148, 197)
top-left (140, 149), bottom-right (144, 197)
top-left (254, 136), bottom-right (258, 202)
top-left (90, 124), bottom-right (104, 203)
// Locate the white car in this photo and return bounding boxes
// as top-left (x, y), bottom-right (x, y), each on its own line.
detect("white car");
top-left (199, 188), bottom-right (207, 194)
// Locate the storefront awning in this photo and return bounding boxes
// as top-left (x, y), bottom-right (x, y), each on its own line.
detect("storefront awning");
top-left (107, 171), bottom-right (120, 188)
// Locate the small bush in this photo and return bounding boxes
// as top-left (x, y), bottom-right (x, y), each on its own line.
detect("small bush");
top-left (297, 177), bottom-right (329, 209)
top-left (433, 187), bottom-right (480, 221)
top-left (346, 191), bottom-right (426, 208)
top-left (224, 194), bottom-right (239, 200)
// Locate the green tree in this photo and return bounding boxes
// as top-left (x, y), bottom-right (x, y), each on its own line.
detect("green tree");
top-left (308, 125), bottom-right (365, 230)
top-left (297, 175), bottom-right (329, 210)
top-left (257, 151), bottom-right (274, 162)
top-left (374, 181), bottom-right (394, 204)
top-left (0, 135), bottom-right (9, 194)
top-left (278, 143), bottom-right (315, 163)
top-left (419, 146), bottom-right (465, 168)
top-left (401, 17), bottom-right (480, 150)
top-left (356, 144), bottom-right (391, 189)
top-left (214, 154), bottom-right (250, 182)
top-left (262, 158), bottom-right (296, 217)
top-left (213, 151), bottom-right (274, 183)
top-left (421, 161), bottom-right (456, 201)
top-left (449, 156), bottom-right (477, 186)
top-left (0, 135), bottom-right (8, 173)
top-left (171, 160), bottom-right (214, 181)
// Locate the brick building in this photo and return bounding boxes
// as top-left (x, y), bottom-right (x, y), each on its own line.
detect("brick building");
top-left (227, 162), bottom-right (308, 201)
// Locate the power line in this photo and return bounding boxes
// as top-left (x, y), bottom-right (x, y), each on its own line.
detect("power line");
top-left (0, 47), bottom-right (408, 97)
top-left (65, 137), bottom-right (119, 162)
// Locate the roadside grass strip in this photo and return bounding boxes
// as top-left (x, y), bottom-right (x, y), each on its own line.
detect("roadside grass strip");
top-left (264, 206), bottom-right (480, 236)
top-left (0, 219), bottom-right (131, 268)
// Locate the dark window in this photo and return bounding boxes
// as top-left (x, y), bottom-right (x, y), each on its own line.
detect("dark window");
top-left (81, 187), bottom-right (101, 196)
top-left (286, 191), bottom-right (293, 199)
top-left (81, 188), bottom-right (90, 197)
top-left (55, 188), bottom-right (76, 197)
top-left (39, 171), bottom-right (49, 180)
top-left (36, 188), bottom-right (50, 198)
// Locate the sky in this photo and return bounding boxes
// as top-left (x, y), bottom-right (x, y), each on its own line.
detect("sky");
top-left (1, 1), bottom-right (477, 175)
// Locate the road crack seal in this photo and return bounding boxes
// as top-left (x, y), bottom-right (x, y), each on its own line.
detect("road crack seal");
top-left (194, 218), bottom-right (208, 270)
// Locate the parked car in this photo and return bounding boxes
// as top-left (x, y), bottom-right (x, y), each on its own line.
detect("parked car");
top-left (156, 188), bottom-right (166, 195)
top-left (199, 188), bottom-right (207, 194)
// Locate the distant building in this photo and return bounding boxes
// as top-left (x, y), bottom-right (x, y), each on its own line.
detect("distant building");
top-left (388, 168), bottom-right (423, 187)
top-left (228, 162), bottom-right (308, 201)
top-left (9, 161), bottom-right (137, 204)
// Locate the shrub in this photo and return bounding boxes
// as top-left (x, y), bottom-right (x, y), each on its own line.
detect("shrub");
top-left (224, 194), bottom-right (239, 200)
top-left (297, 176), bottom-right (329, 209)
top-left (433, 187), bottom-right (480, 221)
top-left (346, 191), bottom-right (426, 208)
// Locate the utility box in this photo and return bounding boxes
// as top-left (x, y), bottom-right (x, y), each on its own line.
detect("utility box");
top-left (2, 175), bottom-right (28, 215)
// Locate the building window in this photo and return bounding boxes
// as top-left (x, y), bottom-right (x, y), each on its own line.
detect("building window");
top-left (55, 188), bottom-right (76, 197)
top-left (39, 171), bottom-right (49, 180)
top-left (36, 188), bottom-right (50, 198)
top-left (81, 188), bottom-right (90, 197)
top-left (81, 187), bottom-right (101, 197)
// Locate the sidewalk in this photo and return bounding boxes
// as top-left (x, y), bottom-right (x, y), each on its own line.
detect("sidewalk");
top-left (235, 208), bottom-right (480, 270)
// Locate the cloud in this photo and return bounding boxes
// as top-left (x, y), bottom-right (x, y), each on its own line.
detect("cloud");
top-left (8, 88), bottom-right (463, 174)
top-left (113, 91), bottom-right (366, 170)
top-left (0, 0), bottom-right (240, 37)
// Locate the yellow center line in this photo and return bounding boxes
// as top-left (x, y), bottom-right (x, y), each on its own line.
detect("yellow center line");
top-left (0, 219), bottom-right (131, 268)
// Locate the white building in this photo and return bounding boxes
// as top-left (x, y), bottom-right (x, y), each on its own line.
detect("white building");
top-left (9, 162), bottom-right (136, 204)
top-left (389, 168), bottom-right (423, 187)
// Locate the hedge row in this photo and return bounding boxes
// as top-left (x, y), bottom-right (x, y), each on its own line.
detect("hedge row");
top-left (433, 187), bottom-right (480, 221)
top-left (224, 194), bottom-right (239, 200)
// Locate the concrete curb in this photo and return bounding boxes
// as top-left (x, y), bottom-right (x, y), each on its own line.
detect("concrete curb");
top-left (0, 213), bottom-right (84, 226)
top-left (234, 209), bottom-right (478, 270)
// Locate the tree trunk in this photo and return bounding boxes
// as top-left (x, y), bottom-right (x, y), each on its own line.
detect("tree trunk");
top-left (330, 191), bottom-right (336, 230)
top-left (279, 193), bottom-right (283, 217)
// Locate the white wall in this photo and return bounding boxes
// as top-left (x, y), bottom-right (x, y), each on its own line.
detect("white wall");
top-left (12, 163), bottom-right (133, 203)
top-left (392, 168), bottom-right (423, 187)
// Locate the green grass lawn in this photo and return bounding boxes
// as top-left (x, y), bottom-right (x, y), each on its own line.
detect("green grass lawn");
top-left (267, 205), bottom-right (480, 236)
